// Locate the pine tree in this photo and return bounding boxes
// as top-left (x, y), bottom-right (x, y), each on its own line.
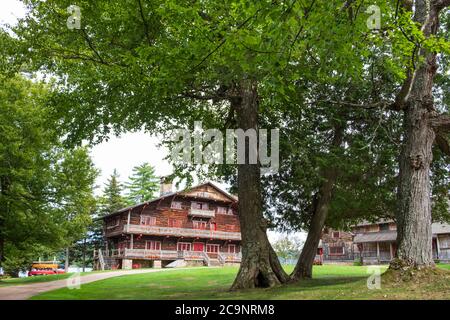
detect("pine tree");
top-left (102, 169), bottom-right (126, 214)
top-left (126, 163), bottom-right (159, 205)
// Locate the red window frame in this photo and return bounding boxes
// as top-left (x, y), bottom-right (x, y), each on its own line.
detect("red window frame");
top-left (206, 244), bottom-right (220, 253)
top-left (228, 244), bottom-right (237, 253)
top-left (177, 242), bottom-right (191, 251)
top-left (168, 218), bottom-right (182, 228)
top-left (140, 215), bottom-right (156, 226)
top-left (146, 240), bottom-right (161, 250)
top-left (193, 221), bottom-right (207, 229)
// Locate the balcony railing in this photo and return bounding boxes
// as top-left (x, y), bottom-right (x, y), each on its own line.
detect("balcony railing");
top-left (100, 248), bottom-right (242, 262)
top-left (124, 224), bottom-right (241, 240)
top-left (188, 208), bottom-right (216, 218)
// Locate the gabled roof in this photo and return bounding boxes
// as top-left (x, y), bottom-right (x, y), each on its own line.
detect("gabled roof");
top-left (100, 181), bottom-right (237, 220)
top-left (353, 231), bottom-right (397, 243)
top-left (354, 218), bottom-right (395, 227)
top-left (432, 222), bottom-right (450, 234)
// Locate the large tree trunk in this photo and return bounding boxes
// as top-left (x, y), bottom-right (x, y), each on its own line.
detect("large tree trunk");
top-left (291, 125), bottom-right (344, 280)
top-left (392, 0), bottom-right (442, 269)
top-left (230, 79), bottom-right (289, 290)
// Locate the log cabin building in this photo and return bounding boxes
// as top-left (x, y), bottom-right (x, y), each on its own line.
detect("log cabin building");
top-left (321, 219), bottom-right (450, 264)
top-left (94, 181), bottom-right (242, 270)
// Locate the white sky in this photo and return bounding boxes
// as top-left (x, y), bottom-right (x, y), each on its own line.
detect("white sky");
top-left (0, 0), bottom-right (306, 243)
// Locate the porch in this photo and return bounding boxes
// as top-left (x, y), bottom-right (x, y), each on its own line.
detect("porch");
top-left (93, 248), bottom-right (242, 270)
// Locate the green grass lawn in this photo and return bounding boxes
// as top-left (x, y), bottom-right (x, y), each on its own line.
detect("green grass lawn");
top-left (31, 264), bottom-right (450, 300)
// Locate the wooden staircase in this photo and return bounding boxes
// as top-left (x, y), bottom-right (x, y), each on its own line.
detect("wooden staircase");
top-left (207, 259), bottom-right (223, 267)
top-left (95, 249), bottom-right (116, 270)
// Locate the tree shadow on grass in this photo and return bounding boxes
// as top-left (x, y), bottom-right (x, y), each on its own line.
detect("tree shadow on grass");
top-left (288, 276), bottom-right (367, 290)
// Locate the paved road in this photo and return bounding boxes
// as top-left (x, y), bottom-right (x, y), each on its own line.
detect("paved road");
top-left (0, 268), bottom-right (173, 300)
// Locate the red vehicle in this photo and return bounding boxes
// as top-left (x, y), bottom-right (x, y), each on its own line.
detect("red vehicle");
top-left (28, 262), bottom-right (66, 276)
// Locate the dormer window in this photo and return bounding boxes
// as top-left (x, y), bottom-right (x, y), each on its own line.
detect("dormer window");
top-left (196, 192), bottom-right (210, 198)
top-left (106, 217), bottom-right (120, 229)
top-left (171, 201), bottom-right (182, 209)
top-left (140, 215), bottom-right (156, 226)
top-left (217, 207), bottom-right (228, 214)
top-left (191, 202), bottom-right (208, 210)
top-left (193, 220), bottom-right (207, 229)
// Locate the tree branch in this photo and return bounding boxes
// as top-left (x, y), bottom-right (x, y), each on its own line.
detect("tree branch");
top-left (137, 0), bottom-right (152, 45)
top-left (435, 133), bottom-right (450, 157)
top-left (314, 99), bottom-right (393, 110)
top-left (431, 114), bottom-right (450, 132)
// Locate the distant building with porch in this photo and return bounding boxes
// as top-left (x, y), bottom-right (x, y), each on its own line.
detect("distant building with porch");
top-left (321, 219), bottom-right (450, 264)
top-left (94, 180), bottom-right (241, 270)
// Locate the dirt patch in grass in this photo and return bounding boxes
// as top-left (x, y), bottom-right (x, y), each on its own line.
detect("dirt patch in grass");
top-left (382, 263), bottom-right (450, 291)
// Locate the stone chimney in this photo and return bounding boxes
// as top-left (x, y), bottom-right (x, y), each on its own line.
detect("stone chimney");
top-left (160, 176), bottom-right (173, 196)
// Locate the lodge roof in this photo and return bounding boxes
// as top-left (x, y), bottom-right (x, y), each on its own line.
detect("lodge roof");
top-left (354, 218), bottom-right (395, 227)
top-left (353, 230), bottom-right (397, 243)
top-left (432, 222), bottom-right (450, 234)
top-left (99, 181), bottom-right (238, 220)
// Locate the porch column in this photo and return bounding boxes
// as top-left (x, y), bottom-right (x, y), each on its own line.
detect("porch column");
top-left (131, 234), bottom-right (134, 249)
top-left (389, 243), bottom-right (393, 261)
top-left (127, 209), bottom-right (131, 232)
top-left (376, 242), bottom-right (380, 262)
top-left (436, 236), bottom-right (441, 259)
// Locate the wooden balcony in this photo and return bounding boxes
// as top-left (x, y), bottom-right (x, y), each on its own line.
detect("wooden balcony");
top-left (123, 224), bottom-right (241, 240)
top-left (188, 208), bottom-right (216, 218)
top-left (98, 248), bottom-right (242, 263)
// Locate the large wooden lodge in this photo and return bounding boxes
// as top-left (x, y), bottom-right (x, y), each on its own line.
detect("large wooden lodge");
top-left (320, 219), bottom-right (450, 264)
top-left (94, 181), bottom-right (242, 270)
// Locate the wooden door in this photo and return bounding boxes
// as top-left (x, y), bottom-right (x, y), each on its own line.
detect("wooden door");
top-left (193, 242), bottom-right (204, 252)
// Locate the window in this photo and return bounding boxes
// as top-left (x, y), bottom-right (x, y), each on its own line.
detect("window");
top-left (177, 242), bottom-right (191, 251)
top-left (332, 231), bottom-right (340, 238)
top-left (106, 217), bottom-right (120, 229)
top-left (146, 241), bottom-right (161, 250)
top-left (227, 208), bottom-right (234, 215)
top-left (191, 202), bottom-right (208, 210)
top-left (329, 246), bottom-right (344, 255)
top-left (210, 222), bottom-right (217, 231)
top-left (168, 218), bottom-right (182, 228)
top-left (206, 244), bottom-right (220, 253)
top-left (140, 215), bottom-right (156, 226)
top-left (216, 207), bottom-right (228, 214)
top-left (193, 221), bottom-right (207, 229)
top-left (228, 244), bottom-right (237, 253)
top-left (171, 201), bottom-right (182, 209)
top-left (196, 192), bottom-right (210, 198)
top-left (379, 223), bottom-right (389, 231)
top-left (362, 243), bottom-right (377, 256)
